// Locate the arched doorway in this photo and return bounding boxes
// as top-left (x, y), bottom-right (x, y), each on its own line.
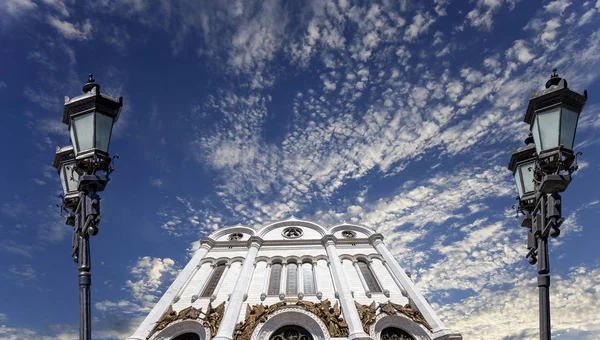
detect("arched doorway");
top-left (380, 327), bottom-right (415, 340)
top-left (269, 325), bottom-right (313, 340)
top-left (173, 332), bottom-right (201, 340)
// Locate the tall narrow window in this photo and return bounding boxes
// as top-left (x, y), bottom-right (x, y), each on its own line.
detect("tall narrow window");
top-left (286, 263), bottom-right (298, 295)
top-left (268, 263), bottom-right (282, 295)
top-left (201, 264), bottom-right (226, 297)
top-left (302, 263), bottom-right (315, 294)
top-left (358, 261), bottom-right (382, 292)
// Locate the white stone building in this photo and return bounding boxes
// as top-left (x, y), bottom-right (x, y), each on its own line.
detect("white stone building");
top-left (127, 218), bottom-right (461, 340)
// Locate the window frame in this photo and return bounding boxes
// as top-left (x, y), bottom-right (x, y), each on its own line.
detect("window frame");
top-left (200, 263), bottom-right (226, 297)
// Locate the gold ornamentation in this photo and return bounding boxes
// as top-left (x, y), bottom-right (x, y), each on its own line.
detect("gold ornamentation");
top-left (377, 301), bottom-right (432, 331)
top-left (204, 302), bottom-right (227, 338)
top-left (147, 305), bottom-right (204, 339)
top-left (233, 299), bottom-right (349, 340)
top-left (354, 301), bottom-right (377, 334)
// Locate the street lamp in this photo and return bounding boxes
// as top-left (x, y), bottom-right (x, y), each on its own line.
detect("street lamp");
top-left (508, 69), bottom-right (587, 340)
top-left (52, 74), bottom-right (123, 340)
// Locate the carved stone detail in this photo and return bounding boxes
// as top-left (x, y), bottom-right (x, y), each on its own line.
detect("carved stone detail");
top-left (377, 301), bottom-right (432, 331)
top-left (234, 299), bottom-right (349, 340)
top-left (147, 305), bottom-right (204, 339)
top-left (203, 302), bottom-right (226, 338)
top-left (354, 301), bottom-right (377, 334)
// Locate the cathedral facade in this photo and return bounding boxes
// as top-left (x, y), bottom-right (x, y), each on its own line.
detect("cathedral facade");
top-left (127, 218), bottom-right (461, 340)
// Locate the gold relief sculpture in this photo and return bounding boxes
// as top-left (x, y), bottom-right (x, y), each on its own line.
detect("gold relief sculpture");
top-left (377, 301), bottom-right (432, 331)
top-left (204, 302), bottom-right (227, 338)
top-left (233, 299), bottom-right (349, 340)
top-left (147, 305), bottom-right (205, 339)
top-left (354, 301), bottom-right (377, 334)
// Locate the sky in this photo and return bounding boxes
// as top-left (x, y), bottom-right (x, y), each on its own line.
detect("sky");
top-left (0, 0), bottom-right (599, 339)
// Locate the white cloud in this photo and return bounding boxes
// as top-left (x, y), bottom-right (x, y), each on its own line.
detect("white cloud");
top-left (0, 0), bottom-right (36, 17)
top-left (544, 0), bottom-right (572, 14)
top-left (120, 256), bottom-right (179, 311)
top-left (0, 81), bottom-right (6, 89)
top-left (403, 12), bottom-right (435, 41)
top-left (506, 40), bottom-right (535, 64)
top-left (437, 265), bottom-right (600, 339)
top-left (47, 16), bottom-right (93, 40)
top-left (0, 240), bottom-right (35, 259)
top-left (41, 0), bottom-right (70, 17)
top-left (578, 8), bottom-right (597, 26)
top-left (149, 178), bottom-right (163, 188)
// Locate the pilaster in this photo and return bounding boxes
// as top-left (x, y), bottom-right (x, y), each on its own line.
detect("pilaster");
top-left (369, 234), bottom-right (454, 338)
top-left (322, 236), bottom-right (371, 340)
top-left (212, 237), bottom-right (263, 340)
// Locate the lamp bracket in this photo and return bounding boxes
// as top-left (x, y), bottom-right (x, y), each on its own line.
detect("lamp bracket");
top-left (107, 154), bottom-right (119, 181)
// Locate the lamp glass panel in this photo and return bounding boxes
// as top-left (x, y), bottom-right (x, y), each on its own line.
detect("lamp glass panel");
top-left (514, 167), bottom-right (524, 199)
top-left (59, 164), bottom-right (69, 196)
top-left (72, 112), bottom-right (94, 154)
top-left (519, 160), bottom-right (536, 196)
top-left (536, 108), bottom-right (561, 153)
top-left (532, 119), bottom-right (542, 156)
top-left (65, 163), bottom-right (79, 193)
top-left (560, 108), bottom-right (579, 151)
top-left (69, 126), bottom-right (78, 155)
top-left (95, 113), bottom-right (114, 153)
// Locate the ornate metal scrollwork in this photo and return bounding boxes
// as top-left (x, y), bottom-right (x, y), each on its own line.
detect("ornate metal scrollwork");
top-left (381, 327), bottom-right (415, 340)
top-left (270, 326), bottom-right (313, 340)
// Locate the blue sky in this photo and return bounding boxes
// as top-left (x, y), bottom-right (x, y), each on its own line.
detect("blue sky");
top-left (1, 0), bottom-right (599, 339)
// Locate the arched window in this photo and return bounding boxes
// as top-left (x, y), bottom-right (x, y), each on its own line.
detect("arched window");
top-left (270, 325), bottom-right (313, 340)
top-left (286, 263), bottom-right (298, 295)
top-left (357, 261), bottom-right (382, 292)
top-left (268, 263), bottom-right (283, 295)
top-left (173, 333), bottom-right (201, 340)
top-left (380, 327), bottom-right (415, 340)
top-left (201, 264), bottom-right (226, 297)
top-left (302, 262), bottom-right (315, 294)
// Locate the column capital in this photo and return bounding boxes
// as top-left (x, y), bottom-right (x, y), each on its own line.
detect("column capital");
top-left (321, 235), bottom-right (337, 246)
top-left (368, 233), bottom-right (384, 245)
top-left (247, 236), bottom-right (264, 248)
top-left (200, 238), bottom-right (216, 248)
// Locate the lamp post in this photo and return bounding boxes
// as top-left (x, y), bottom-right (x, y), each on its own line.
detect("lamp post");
top-left (52, 74), bottom-right (123, 340)
top-left (508, 69), bottom-right (587, 340)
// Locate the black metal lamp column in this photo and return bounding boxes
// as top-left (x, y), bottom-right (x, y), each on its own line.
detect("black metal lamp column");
top-left (508, 70), bottom-right (587, 340)
top-left (52, 75), bottom-right (123, 340)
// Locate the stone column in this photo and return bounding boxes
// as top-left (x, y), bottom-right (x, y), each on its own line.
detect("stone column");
top-left (261, 262), bottom-right (271, 301)
top-left (312, 262), bottom-right (322, 299)
top-left (369, 234), bottom-right (454, 339)
top-left (280, 263), bottom-right (287, 297)
top-left (298, 262), bottom-right (304, 298)
top-left (213, 237), bottom-right (263, 340)
top-left (322, 236), bottom-right (371, 340)
top-left (128, 239), bottom-right (214, 340)
top-left (353, 260), bottom-right (372, 298)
